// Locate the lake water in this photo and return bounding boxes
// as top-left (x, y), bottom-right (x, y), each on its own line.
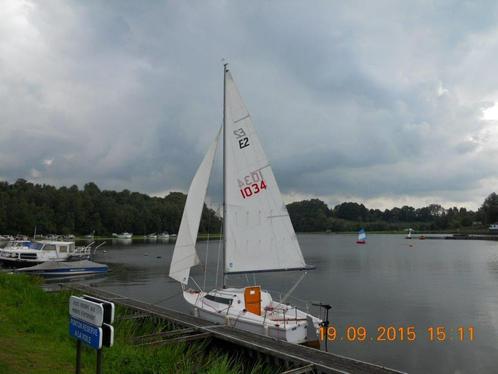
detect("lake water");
top-left (80, 234), bottom-right (498, 373)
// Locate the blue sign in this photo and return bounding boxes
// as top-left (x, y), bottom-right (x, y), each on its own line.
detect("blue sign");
top-left (69, 317), bottom-right (102, 349)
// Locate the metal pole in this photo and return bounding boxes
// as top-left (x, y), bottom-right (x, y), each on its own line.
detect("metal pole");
top-left (96, 349), bottom-right (102, 374)
top-left (312, 302), bottom-right (331, 352)
top-left (75, 340), bottom-right (81, 374)
top-left (323, 306), bottom-right (331, 352)
top-left (222, 62), bottom-right (228, 289)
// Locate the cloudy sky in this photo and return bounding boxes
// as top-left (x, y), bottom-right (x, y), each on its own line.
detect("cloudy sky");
top-left (2, 0), bottom-right (498, 210)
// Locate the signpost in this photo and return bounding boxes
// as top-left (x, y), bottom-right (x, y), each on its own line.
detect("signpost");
top-left (69, 296), bottom-right (115, 374)
top-left (69, 296), bottom-right (104, 326)
top-left (69, 317), bottom-right (103, 349)
top-left (83, 295), bottom-right (115, 325)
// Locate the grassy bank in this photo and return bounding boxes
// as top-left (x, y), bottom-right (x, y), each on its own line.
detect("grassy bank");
top-left (0, 273), bottom-right (268, 374)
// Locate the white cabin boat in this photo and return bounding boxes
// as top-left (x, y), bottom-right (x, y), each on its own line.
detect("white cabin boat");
top-left (169, 65), bottom-right (321, 345)
top-left (112, 232), bottom-right (133, 239)
top-left (0, 240), bottom-right (92, 268)
top-left (158, 232), bottom-right (170, 240)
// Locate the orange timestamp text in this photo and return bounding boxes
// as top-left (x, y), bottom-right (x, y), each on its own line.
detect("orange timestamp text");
top-left (319, 325), bottom-right (475, 343)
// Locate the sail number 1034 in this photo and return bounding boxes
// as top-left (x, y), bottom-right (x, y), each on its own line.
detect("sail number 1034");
top-left (238, 170), bottom-right (267, 199)
top-left (240, 180), bottom-right (267, 199)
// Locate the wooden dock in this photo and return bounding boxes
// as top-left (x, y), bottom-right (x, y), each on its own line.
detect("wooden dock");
top-left (62, 283), bottom-right (405, 374)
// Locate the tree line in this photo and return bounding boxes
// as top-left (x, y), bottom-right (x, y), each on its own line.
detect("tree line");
top-left (0, 179), bottom-right (497, 235)
top-left (286, 194), bottom-right (498, 232)
top-left (0, 179), bottom-right (221, 236)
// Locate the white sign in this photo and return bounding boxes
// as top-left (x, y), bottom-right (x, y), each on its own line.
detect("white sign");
top-left (83, 295), bottom-right (115, 324)
top-left (69, 296), bottom-right (104, 326)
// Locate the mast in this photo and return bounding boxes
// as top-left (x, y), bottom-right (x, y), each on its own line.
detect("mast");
top-left (222, 63), bottom-right (228, 289)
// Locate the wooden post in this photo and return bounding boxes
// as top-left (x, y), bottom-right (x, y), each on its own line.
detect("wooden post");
top-left (96, 349), bottom-right (103, 374)
top-left (75, 340), bottom-right (81, 374)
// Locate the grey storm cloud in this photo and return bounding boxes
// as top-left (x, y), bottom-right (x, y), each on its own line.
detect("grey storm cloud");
top-left (1, 0), bottom-right (498, 209)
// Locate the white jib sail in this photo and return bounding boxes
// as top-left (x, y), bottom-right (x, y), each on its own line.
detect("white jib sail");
top-left (169, 129), bottom-right (220, 284)
top-left (224, 70), bottom-right (306, 273)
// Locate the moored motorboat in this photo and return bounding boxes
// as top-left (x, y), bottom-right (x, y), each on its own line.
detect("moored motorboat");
top-left (84, 231), bottom-right (95, 239)
top-left (158, 232), bottom-right (170, 240)
top-left (15, 260), bottom-right (108, 277)
top-left (112, 232), bottom-right (133, 239)
top-left (0, 240), bottom-right (93, 268)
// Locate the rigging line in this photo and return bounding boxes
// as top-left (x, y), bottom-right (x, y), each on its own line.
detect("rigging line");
top-left (215, 204), bottom-right (223, 289)
top-left (190, 276), bottom-right (203, 292)
top-left (281, 271), bottom-right (308, 304)
top-left (149, 289), bottom-right (183, 307)
top-left (203, 207), bottom-right (212, 290)
top-left (203, 242), bottom-right (209, 290)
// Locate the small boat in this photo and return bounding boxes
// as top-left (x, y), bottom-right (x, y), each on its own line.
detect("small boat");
top-left (112, 232), bottom-right (133, 239)
top-left (0, 240), bottom-right (93, 268)
top-left (85, 231), bottom-right (95, 239)
top-left (158, 232), bottom-right (170, 240)
top-left (356, 228), bottom-right (367, 244)
top-left (169, 65), bottom-right (321, 345)
top-left (15, 260), bottom-right (108, 276)
top-left (145, 233), bottom-right (157, 240)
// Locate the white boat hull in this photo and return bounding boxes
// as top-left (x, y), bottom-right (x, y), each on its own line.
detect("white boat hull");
top-left (183, 288), bottom-right (320, 345)
top-left (15, 260), bottom-right (108, 277)
top-left (194, 307), bottom-right (310, 342)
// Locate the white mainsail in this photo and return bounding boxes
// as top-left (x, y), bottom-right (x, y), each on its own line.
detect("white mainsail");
top-left (169, 130), bottom-right (220, 284)
top-left (224, 70), bottom-right (307, 274)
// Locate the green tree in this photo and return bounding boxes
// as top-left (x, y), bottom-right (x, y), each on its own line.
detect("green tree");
top-left (479, 192), bottom-right (498, 224)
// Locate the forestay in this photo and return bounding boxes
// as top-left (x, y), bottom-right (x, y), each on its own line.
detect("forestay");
top-left (169, 130), bottom-right (220, 284)
top-left (224, 70), bottom-right (307, 274)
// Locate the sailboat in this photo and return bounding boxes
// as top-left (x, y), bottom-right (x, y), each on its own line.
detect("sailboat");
top-left (356, 228), bottom-right (367, 244)
top-left (406, 228), bottom-right (413, 239)
top-left (169, 65), bottom-right (321, 345)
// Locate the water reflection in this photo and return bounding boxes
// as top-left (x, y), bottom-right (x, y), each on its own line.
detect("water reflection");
top-left (112, 238), bottom-right (133, 245)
